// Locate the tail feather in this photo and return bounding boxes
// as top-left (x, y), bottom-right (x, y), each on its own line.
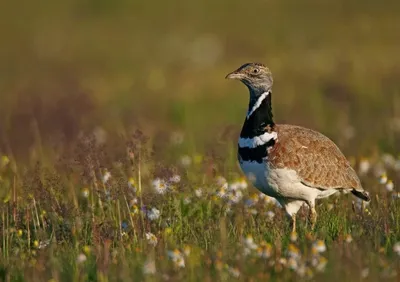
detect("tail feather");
top-left (351, 189), bottom-right (371, 202)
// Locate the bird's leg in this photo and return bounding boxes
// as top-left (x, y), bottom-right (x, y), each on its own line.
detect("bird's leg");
top-left (307, 201), bottom-right (317, 230)
top-left (291, 214), bottom-right (297, 233)
top-left (282, 199), bottom-right (303, 233)
top-left (309, 208), bottom-right (317, 230)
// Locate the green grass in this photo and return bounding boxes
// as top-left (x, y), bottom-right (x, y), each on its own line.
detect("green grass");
top-left (0, 135), bottom-right (399, 281)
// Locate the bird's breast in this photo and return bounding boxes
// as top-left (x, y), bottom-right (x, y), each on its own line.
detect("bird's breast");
top-left (239, 159), bottom-right (281, 197)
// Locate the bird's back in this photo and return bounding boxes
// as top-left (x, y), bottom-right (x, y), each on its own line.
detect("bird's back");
top-left (268, 124), bottom-right (363, 191)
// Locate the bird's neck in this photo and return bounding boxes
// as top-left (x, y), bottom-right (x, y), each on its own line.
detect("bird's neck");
top-left (240, 90), bottom-right (275, 138)
top-left (237, 90), bottom-right (277, 163)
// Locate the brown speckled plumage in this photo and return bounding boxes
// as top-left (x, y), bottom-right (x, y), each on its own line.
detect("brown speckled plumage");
top-left (269, 124), bottom-right (362, 190)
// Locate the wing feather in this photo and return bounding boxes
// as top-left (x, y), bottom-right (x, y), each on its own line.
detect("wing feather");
top-left (268, 124), bottom-right (362, 190)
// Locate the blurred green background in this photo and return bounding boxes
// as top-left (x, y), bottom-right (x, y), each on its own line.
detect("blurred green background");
top-left (1, 0), bottom-right (399, 160)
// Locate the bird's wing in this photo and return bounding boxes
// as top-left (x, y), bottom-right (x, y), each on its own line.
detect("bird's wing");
top-left (268, 124), bottom-right (362, 190)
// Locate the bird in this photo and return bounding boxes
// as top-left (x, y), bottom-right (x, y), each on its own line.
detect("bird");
top-left (226, 62), bottom-right (370, 232)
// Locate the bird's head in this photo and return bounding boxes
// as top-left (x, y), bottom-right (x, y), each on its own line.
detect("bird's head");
top-left (226, 63), bottom-right (273, 94)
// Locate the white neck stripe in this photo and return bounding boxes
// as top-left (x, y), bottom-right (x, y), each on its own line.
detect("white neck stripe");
top-left (246, 91), bottom-right (270, 119)
top-left (238, 131), bottom-right (277, 148)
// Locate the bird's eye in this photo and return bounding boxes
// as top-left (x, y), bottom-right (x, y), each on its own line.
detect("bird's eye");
top-left (253, 68), bottom-right (259, 74)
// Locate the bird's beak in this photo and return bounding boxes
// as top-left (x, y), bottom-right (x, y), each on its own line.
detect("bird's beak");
top-left (225, 71), bottom-right (244, 80)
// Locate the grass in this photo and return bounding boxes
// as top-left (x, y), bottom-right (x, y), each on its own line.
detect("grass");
top-left (0, 0), bottom-right (400, 280)
top-left (0, 132), bottom-right (399, 281)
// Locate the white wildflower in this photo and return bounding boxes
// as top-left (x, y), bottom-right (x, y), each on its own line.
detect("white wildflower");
top-left (77, 253), bottom-right (87, 263)
top-left (128, 177), bottom-right (136, 192)
top-left (195, 188), bottom-right (203, 198)
top-left (216, 176), bottom-right (228, 188)
top-left (287, 244), bottom-right (301, 259)
top-left (355, 198), bottom-right (370, 211)
top-left (259, 194), bottom-right (280, 206)
top-left (228, 266), bottom-right (240, 278)
top-left (393, 242), bottom-right (400, 256)
top-left (168, 249), bottom-right (185, 268)
top-left (386, 180), bottom-right (394, 192)
top-left (288, 257), bottom-right (298, 270)
top-left (279, 258), bottom-right (287, 266)
top-left (228, 182), bottom-right (240, 191)
top-left (248, 208), bottom-right (258, 215)
top-left (180, 155), bottom-right (192, 167)
top-left (237, 178), bottom-right (248, 189)
top-left (81, 187), bottom-right (89, 198)
top-left (169, 174), bottom-right (181, 183)
top-left (229, 190), bottom-right (243, 204)
top-left (311, 255), bottom-right (328, 272)
top-left (257, 242), bottom-right (272, 258)
top-left (229, 178), bottom-right (247, 191)
top-left (358, 158), bottom-right (370, 175)
top-left (345, 234), bottom-right (353, 243)
top-left (147, 207), bottom-right (160, 221)
top-left (312, 240), bottom-right (326, 254)
top-left (244, 235), bottom-right (258, 250)
top-left (266, 211), bottom-right (275, 220)
top-left (249, 193), bottom-right (259, 203)
top-left (175, 257), bottom-right (185, 268)
top-left (152, 178), bottom-right (169, 194)
top-left (145, 232), bottom-right (158, 247)
top-left (379, 173), bottom-right (388, 184)
top-left (217, 187), bottom-right (228, 198)
top-left (102, 170), bottom-right (111, 184)
top-left (38, 239), bottom-right (50, 249)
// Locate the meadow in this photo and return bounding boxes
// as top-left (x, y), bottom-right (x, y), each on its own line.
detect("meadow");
top-left (0, 0), bottom-right (400, 281)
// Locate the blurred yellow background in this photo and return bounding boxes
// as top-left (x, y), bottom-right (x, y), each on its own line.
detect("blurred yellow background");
top-left (0, 0), bottom-right (399, 159)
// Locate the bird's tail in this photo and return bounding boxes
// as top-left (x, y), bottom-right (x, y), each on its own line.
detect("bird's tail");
top-left (351, 189), bottom-right (371, 202)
